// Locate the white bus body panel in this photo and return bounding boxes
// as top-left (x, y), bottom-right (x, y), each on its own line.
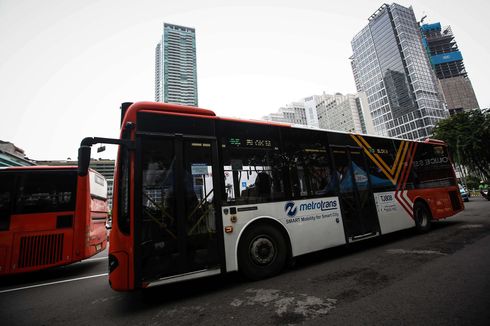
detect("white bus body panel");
top-left (222, 197), bottom-right (345, 272)
top-left (89, 170), bottom-right (108, 199)
top-left (374, 191), bottom-right (415, 234)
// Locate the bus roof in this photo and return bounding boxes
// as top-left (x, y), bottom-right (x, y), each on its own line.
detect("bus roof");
top-left (0, 165), bottom-right (78, 171)
top-left (121, 101), bottom-right (445, 145)
top-left (0, 165), bottom-right (104, 175)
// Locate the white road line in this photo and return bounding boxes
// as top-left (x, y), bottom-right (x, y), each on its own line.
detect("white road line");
top-left (0, 273), bottom-right (108, 294)
top-left (84, 257), bottom-right (107, 262)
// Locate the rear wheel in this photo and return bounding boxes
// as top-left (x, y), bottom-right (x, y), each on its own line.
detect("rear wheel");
top-left (238, 224), bottom-right (287, 280)
top-left (414, 202), bottom-right (432, 233)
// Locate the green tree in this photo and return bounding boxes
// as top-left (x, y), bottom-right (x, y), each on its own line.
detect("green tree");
top-left (432, 109), bottom-right (490, 180)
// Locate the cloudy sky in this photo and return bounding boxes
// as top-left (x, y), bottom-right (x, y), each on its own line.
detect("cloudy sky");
top-left (1, 0), bottom-right (488, 160)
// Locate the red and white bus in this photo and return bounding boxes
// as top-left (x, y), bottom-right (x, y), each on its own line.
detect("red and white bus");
top-left (78, 101), bottom-right (464, 291)
top-left (0, 166), bottom-right (108, 275)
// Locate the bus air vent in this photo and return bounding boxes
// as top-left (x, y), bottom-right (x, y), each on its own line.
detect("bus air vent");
top-left (17, 234), bottom-right (64, 268)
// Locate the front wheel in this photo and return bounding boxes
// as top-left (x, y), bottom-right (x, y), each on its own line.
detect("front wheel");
top-left (238, 224), bottom-right (287, 280)
top-left (414, 202), bottom-right (432, 233)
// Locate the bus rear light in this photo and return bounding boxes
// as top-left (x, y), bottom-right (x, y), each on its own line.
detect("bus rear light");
top-left (224, 226), bottom-right (233, 233)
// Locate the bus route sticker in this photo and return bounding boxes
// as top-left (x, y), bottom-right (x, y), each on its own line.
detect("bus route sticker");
top-left (191, 163), bottom-right (208, 175)
top-left (375, 193), bottom-right (398, 213)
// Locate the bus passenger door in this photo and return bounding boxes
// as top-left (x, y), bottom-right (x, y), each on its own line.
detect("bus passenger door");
top-left (138, 136), bottom-right (221, 284)
top-left (332, 146), bottom-right (380, 242)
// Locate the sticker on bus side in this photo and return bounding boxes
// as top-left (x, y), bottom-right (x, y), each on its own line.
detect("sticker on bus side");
top-left (284, 198), bottom-right (340, 225)
top-left (374, 193), bottom-right (398, 213)
top-left (374, 191), bottom-right (415, 234)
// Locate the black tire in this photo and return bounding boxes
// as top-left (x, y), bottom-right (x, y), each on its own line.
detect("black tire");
top-left (238, 224), bottom-right (287, 280)
top-left (414, 202), bottom-right (432, 233)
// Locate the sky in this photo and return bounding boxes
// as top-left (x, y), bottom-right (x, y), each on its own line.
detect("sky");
top-left (1, 0), bottom-right (489, 161)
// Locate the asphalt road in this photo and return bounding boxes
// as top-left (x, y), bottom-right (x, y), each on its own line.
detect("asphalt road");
top-left (1, 197), bottom-right (489, 325)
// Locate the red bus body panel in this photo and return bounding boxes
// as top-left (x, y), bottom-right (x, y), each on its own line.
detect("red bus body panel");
top-left (0, 212), bottom-right (75, 274)
top-left (0, 166), bottom-right (108, 276)
top-left (408, 187), bottom-right (464, 219)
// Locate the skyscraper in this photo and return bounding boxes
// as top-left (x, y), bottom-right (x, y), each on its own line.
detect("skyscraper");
top-left (155, 23), bottom-right (198, 106)
top-left (421, 22), bottom-right (479, 114)
top-left (351, 3), bottom-right (449, 140)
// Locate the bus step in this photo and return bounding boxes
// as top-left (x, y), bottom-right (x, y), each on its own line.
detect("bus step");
top-left (350, 232), bottom-right (379, 242)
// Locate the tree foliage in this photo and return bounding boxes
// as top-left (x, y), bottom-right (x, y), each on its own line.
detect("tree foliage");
top-left (432, 109), bottom-right (490, 180)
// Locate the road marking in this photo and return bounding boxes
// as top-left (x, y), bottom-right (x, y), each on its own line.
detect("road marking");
top-left (386, 249), bottom-right (447, 255)
top-left (84, 257), bottom-right (107, 262)
top-left (0, 273), bottom-right (108, 294)
top-left (460, 224), bottom-right (484, 229)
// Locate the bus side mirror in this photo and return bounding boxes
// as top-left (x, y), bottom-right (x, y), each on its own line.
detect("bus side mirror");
top-left (78, 146), bottom-right (91, 176)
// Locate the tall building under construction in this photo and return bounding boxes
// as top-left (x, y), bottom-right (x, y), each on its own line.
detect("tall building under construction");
top-left (421, 22), bottom-right (479, 114)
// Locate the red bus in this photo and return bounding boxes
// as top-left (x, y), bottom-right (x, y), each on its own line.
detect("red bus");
top-left (0, 166), bottom-right (108, 275)
top-left (78, 101), bottom-right (464, 291)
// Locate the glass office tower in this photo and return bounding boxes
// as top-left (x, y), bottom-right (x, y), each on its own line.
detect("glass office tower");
top-left (351, 3), bottom-right (449, 140)
top-left (155, 23), bottom-right (198, 107)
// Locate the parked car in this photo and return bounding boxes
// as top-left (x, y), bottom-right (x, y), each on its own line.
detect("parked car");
top-left (459, 184), bottom-right (469, 202)
top-left (106, 215), bottom-right (112, 241)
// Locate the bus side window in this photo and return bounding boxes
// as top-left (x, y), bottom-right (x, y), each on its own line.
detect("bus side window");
top-left (362, 137), bottom-right (397, 192)
top-left (287, 152), bottom-right (335, 198)
top-left (222, 150), bottom-right (285, 205)
top-left (412, 144), bottom-right (455, 189)
top-left (14, 172), bottom-right (76, 214)
top-left (282, 130), bottom-right (335, 199)
top-left (0, 174), bottom-right (13, 231)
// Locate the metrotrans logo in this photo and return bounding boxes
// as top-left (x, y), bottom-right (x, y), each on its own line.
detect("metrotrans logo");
top-left (285, 199), bottom-right (337, 217)
top-left (284, 202), bottom-right (297, 217)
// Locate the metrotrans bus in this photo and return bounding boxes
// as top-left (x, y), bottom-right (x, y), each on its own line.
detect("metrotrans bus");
top-left (78, 102), bottom-right (464, 291)
top-left (0, 166), bottom-right (108, 275)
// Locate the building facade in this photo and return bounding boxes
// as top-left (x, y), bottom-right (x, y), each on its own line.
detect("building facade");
top-left (304, 95), bottom-right (321, 128)
top-left (262, 102), bottom-right (308, 125)
top-left (351, 3), bottom-right (449, 140)
top-left (155, 23), bottom-right (198, 106)
top-left (315, 92), bottom-right (374, 134)
top-left (421, 22), bottom-right (479, 115)
top-left (0, 140), bottom-right (35, 167)
top-left (262, 93), bottom-right (374, 135)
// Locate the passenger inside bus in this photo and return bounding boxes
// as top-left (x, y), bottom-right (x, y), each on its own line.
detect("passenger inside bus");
top-left (241, 172), bottom-right (272, 202)
top-left (316, 166), bottom-right (338, 195)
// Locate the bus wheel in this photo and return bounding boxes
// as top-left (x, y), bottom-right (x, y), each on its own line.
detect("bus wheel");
top-left (238, 224), bottom-right (287, 280)
top-left (414, 202), bottom-right (431, 233)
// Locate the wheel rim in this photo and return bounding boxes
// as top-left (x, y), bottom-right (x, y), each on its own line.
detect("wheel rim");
top-left (249, 236), bottom-right (276, 265)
